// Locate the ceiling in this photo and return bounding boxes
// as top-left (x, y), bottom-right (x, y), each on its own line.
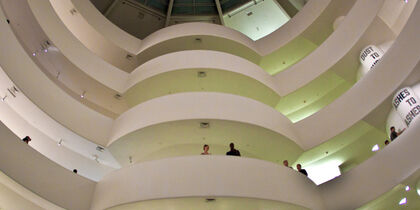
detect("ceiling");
top-left (89, 0), bottom-right (306, 39)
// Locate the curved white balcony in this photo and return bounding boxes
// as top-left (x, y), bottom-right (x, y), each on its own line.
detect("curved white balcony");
top-left (109, 92), bottom-right (298, 146)
top-left (27, 0), bottom-right (129, 92)
top-left (0, 111), bottom-right (419, 209)
top-left (0, 122), bottom-right (96, 210)
top-left (0, 6), bottom-right (113, 146)
top-left (91, 156), bottom-right (325, 210)
top-left (274, 0), bottom-right (384, 95)
top-left (320, 118), bottom-right (420, 210)
top-left (70, 0), bottom-right (142, 54)
top-left (294, 1), bottom-right (420, 149)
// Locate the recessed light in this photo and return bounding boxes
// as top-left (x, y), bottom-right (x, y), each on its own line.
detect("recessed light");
top-left (96, 146), bottom-right (104, 152)
top-left (371, 144), bottom-right (379, 152)
top-left (80, 91), bottom-right (86, 98)
top-left (399, 197), bottom-right (407, 205)
top-left (197, 71), bottom-right (207, 78)
top-left (405, 186), bottom-right (410, 191)
top-left (200, 122), bottom-right (210, 128)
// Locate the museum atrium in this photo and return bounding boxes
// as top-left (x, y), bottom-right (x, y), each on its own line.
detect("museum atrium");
top-left (0, 0), bottom-right (419, 209)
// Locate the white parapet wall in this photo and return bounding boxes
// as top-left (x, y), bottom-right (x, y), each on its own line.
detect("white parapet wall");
top-left (91, 156), bottom-right (325, 210)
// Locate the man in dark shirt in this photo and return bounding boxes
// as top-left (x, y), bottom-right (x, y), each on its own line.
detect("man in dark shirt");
top-left (226, 143), bottom-right (241, 156)
top-left (297, 164), bottom-right (308, 176)
top-left (390, 126), bottom-right (405, 141)
top-left (22, 136), bottom-right (31, 144)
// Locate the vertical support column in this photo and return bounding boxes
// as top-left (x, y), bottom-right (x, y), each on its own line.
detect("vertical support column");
top-left (215, 0), bottom-right (225, 25)
top-left (104, 0), bottom-right (119, 17)
top-left (165, 0), bottom-right (175, 27)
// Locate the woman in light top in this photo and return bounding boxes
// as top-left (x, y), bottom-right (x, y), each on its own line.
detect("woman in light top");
top-left (201, 144), bottom-right (211, 155)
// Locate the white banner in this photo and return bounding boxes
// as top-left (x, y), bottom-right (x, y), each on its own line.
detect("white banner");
top-left (393, 87), bottom-right (420, 126)
top-left (360, 45), bottom-right (384, 70)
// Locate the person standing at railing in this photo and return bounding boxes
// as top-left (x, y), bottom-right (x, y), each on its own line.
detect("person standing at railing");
top-left (283, 160), bottom-right (292, 169)
top-left (226, 143), bottom-right (241, 156)
top-left (22, 136), bottom-right (31, 144)
top-left (201, 144), bottom-right (211, 155)
top-left (390, 126), bottom-right (405, 141)
top-left (296, 164), bottom-right (308, 176)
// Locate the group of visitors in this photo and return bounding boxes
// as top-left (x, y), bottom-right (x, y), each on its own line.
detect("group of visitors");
top-left (201, 143), bottom-right (241, 156)
top-left (201, 143), bottom-right (308, 176)
top-left (283, 160), bottom-right (308, 176)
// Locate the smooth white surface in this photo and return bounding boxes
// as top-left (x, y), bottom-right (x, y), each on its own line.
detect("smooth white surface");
top-left (274, 0), bottom-right (385, 96)
top-left (127, 50), bottom-right (279, 93)
top-left (0, 4), bottom-right (114, 146)
top-left (91, 156), bottom-right (325, 210)
top-left (320, 118), bottom-right (420, 210)
top-left (70, 0), bottom-right (142, 54)
top-left (0, 67), bottom-right (120, 172)
top-left (109, 92), bottom-right (299, 146)
top-left (28, 0), bottom-right (129, 92)
top-left (0, 101), bottom-right (115, 181)
top-left (0, 122), bottom-right (96, 210)
top-left (294, 1), bottom-right (420, 149)
top-left (0, 171), bottom-right (63, 210)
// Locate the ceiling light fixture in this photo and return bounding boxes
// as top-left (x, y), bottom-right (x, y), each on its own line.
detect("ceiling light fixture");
top-left (197, 71), bottom-right (207, 78)
top-left (93, 154), bottom-right (100, 163)
top-left (96, 146), bottom-right (104, 152)
top-left (405, 186), bottom-right (410, 191)
top-left (399, 197), bottom-right (407, 205)
top-left (80, 91), bottom-right (86, 99)
top-left (200, 122), bottom-right (210, 128)
top-left (371, 144), bottom-right (379, 152)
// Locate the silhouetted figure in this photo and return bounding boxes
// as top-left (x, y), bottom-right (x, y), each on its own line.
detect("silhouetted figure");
top-left (390, 126), bottom-right (405, 141)
top-left (201, 144), bottom-right (211, 155)
top-left (22, 136), bottom-right (31, 144)
top-left (384, 140), bottom-right (390, 145)
top-left (226, 143), bottom-right (241, 156)
top-left (73, 169), bottom-right (78, 174)
top-left (297, 164), bottom-right (308, 176)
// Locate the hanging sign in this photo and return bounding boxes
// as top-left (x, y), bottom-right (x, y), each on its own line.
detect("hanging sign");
top-left (393, 87), bottom-right (420, 126)
top-left (360, 45), bottom-right (384, 70)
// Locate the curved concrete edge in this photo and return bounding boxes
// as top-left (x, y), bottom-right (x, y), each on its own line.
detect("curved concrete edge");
top-left (108, 93), bottom-right (299, 147)
top-left (256, 0), bottom-right (331, 55)
top-left (71, 0), bottom-right (142, 54)
top-left (319, 119), bottom-right (420, 210)
top-left (48, 0), bottom-right (138, 72)
top-left (90, 156), bottom-right (325, 210)
top-left (126, 50), bottom-right (280, 94)
top-left (27, 0), bottom-right (129, 92)
top-left (0, 171), bottom-right (64, 210)
top-left (0, 6), bottom-right (114, 146)
top-left (0, 101), bottom-right (115, 181)
top-left (0, 121), bottom-right (97, 210)
top-left (0, 69), bottom-right (119, 179)
top-left (295, 1), bottom-right (420, 150)
top-left (274, 0), bottom-right (385, 96)
top-left (137, 22), bottom-right (259, 55)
